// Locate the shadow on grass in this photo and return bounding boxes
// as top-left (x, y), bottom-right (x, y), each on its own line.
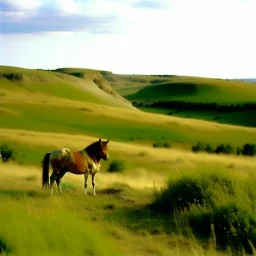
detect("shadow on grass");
top-left (107, 205), bottom-right (176, 236)
top-left (0, 237), bottom-right (11, 254)
top-left (0, 189), bottom-right (49, 199)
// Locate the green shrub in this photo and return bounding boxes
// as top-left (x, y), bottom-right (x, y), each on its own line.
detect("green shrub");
top-left (215, 144), bottom-right (225, 154)
top-left (107, 159), bottom-right (125, 173)
top-left (236, 147), bottom-right (242, 155)
top-left (242, 144), bottom-right (256, 156)
top-left (153, 141), bottom-right (171, 148)
top-left (151, 170), bottom-right (235, 214)
top-left (0, 144), bottom-right (15, 162)
top-left (163, 142), bottom-right (171, 148)
top-left (205, 144), bottom-right (214, 153)
top-left (223, 144), bottom-right (234, 154)
top-left (212, 204), bottom-right (256, 253)
top-left (151, 176), bottom-right (206, 213)
top-left (0, 237), bottom-right (11, 254)
top-left (185, 203), bottom-right (256, 254)
top-left (152, 141), bottom-right (162, 148)
top-left (191, 142), bottom-right (205, 153)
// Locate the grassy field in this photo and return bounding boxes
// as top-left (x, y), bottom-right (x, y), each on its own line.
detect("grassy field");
top-left (102, 73), bottom-right (256, 127)
top-left (1, 66), bottom-right (256, 255)
top-left (1, 135), bottom-right (256, 255)
top-left (1, 131), bottom-right (256, 255)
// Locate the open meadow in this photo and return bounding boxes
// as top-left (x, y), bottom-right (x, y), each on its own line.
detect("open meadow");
top-left (1, 66), bottom-right (256, 255)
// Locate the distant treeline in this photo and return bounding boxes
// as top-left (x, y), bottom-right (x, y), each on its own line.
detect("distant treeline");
top-left (133, 100), bottom-right (256, 112)
top-left (192, 142), bottom-right (256, 156)
top-left (0, 72), bottom-right (23, 81)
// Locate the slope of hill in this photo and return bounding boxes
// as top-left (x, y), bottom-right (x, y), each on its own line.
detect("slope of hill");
top-left (0, 66), bottom-right (132, 109)
top-left (122, 76), bottom-right (256, 103)
top-left (54, 68), bottom-right (131, 105)
top-left (102, 74), bottom-right (256, 127)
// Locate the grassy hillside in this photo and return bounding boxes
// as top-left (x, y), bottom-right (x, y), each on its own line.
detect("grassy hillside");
top-left (1, 66), bottom-right (256, 151)
top-left (0, 66), bottom-right (132, 108)
top-left (117, 75), bottom-right (256, 103)
top-left (103, 74), bottom-right (256, 127)
top-left (1, 65), bottom-right (256, 255)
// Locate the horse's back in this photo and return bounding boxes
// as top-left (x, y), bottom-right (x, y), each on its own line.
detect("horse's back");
top-left (50, 148), bottom-right (70, 161)
top-left (49, 148), bottom-right (71, 171)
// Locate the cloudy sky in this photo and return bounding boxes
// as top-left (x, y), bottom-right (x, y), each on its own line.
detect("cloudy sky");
top-left (0, 0), bottom-right (255, 78)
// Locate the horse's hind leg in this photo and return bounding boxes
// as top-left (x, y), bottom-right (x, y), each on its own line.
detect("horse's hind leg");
top-left (50, 171), bottom-right (58, 194)
top-left (56, 169), bottom-right (67, 193)
top-left (84, 173), bottom-right (88, 195)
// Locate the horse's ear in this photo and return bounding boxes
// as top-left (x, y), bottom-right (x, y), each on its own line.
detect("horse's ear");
top-left (99, 138), bottom-right (101, 143)
top-left (106, 138), bottom-right (109, 144)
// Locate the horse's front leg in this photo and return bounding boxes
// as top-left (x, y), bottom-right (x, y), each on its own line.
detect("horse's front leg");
top-left (84, 173), bottom-right (88, 195)
top-left (92, 173), bottom-right (96, 196)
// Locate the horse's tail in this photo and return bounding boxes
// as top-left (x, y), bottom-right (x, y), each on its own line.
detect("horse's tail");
top-left (42, 152), bottom-right (50, 187)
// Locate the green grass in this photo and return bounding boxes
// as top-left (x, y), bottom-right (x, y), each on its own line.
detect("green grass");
top-left (124, 76), bottom-right (256, 103)
top-left (151, 168), bottom-right (256, 253)
top-left (2, 65), bottom-right (256, 255)
top-left (1, 102), bottom-right (256, 165)
top-left (0, 66), bottom-right (131, 108)
top-left (140, 107), bottom-right (256, 127)
top-left (0, 195), bottom-right (121, 256)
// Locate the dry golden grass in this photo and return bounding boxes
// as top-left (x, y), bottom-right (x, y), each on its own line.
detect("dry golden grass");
top-left (2, 85), bottom-right (256, 133)
top-left (1, 128), bottom-right (255, 191)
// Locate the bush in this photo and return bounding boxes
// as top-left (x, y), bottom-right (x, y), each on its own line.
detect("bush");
top-left (152, 141), bottom-right (171, 148)
top-left (242, 144), bottom-right (256, 156)
top-left (151, 176), bottom-right (206, 213)
top-left (214, 144), bottom-right (234, 154)
top-left (185, 204), bottom-right (256, 253)
top-left (107, 159), bottom-right (125, 173)
top-left (236, 147), bottom-right (242, 155)
top-left (215, 144), bottom-right (225, 154)
top-left (212, 204), bottom-right (256, 253)
top-left (0, 144), bottom-right (15, 162)
top-left (163, 142), bottom-right (171, 148)
top-left (223, 144), bottom-right (234, 154)
top-left (152, 141), bottom-right (162, 148)
top-left (191, 142), bottom-right (206, 153)
top-left (151, 171), bottom-right (235, 214)
top-left (205, 144), bottom-right (214, 153)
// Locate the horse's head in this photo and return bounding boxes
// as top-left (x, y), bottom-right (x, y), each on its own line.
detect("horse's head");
top-left (98, 138), bottom-right (109, 160)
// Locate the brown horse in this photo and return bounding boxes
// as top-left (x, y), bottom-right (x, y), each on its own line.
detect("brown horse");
top-left (42, 138), bottom-right (109, 195)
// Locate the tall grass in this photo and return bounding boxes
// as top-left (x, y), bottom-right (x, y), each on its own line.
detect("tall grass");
top-left (0, 197), bottom-right (120, 256)
top-left (151, 168), bottom-right (256, 253)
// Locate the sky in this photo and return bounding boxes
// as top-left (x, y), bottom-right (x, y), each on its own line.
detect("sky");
top-left (0, 0), bottom-right (256, 78)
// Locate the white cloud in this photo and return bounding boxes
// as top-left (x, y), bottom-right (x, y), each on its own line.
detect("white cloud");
top-left (1, 0), bottom-right (256, 78)
top-left (1, 0), bottom-right (42, 10)
top-left (54, 0), bottom-right (82, 15)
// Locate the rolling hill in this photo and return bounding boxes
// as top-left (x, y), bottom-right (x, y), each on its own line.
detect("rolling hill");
top-left (1, 66), bottom-right (256, 255)
top-left (1, 65), bottom-right (256, 164)
top-left (0, 66), bottom-right (132, 108)
top-left (101, 74), bottom-right (256, 127)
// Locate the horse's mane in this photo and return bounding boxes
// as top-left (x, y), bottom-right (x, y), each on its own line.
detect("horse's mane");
top-left (85, 141), bottom-right (100, 156)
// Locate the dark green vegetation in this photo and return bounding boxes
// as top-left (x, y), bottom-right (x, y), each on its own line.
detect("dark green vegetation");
top-left (151, 169), bottom-right (256, 254)
top-left (191, 142), bottom-right (256, 156)
top-left (103, 73), bottom-right (256, 127)
top-left (107, 159), bottom-right (126, 173)
top-left (0, 144), bottom-right (15, 162)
